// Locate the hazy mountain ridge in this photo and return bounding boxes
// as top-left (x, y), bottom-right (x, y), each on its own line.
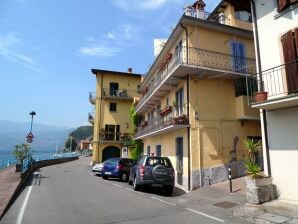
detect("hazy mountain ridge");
top-left (0, 120), bottom-right (74, 151)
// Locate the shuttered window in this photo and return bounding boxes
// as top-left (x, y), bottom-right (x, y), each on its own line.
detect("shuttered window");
top-left (281, 28), bottom-right (298, 93)
top-left (278, 0), bottom-right (298, 12)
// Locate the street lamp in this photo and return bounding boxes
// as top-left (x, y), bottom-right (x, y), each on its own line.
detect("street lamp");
top-left (26, 111), bottom-right (36, 144)
top-left (29, 111), bottom-right (36, 133)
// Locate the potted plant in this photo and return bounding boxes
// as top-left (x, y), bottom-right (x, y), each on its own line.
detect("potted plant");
top-left (254, 91), bottom-right (268, 102)
top-left (243, 138), bottom-right (275, 204)
top-left (13, 143), bottom-right (31, 172)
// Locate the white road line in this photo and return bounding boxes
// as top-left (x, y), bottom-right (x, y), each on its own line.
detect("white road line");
top-left (185, 208), bottom-right (225, 223)
top-left (16, 185), bottom-right (33, 224)
top-left (151, 196), bottom-right (176, 206)
top-left (112, 183), bottom-right (123, 188)
top-left (125, 187), bottom-right (144, 195)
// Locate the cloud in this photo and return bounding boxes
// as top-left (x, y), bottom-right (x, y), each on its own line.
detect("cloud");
top-left (112, 0), bottom-right (167, 11)
top-left (79, 24), bottom-right (141, 58)
top-left (0, 34), bottom-right (41, 73)
top-left (79, 45), bottom-right (123, 57)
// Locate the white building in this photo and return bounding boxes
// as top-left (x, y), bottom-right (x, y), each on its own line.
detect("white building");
top-left (248, 0), bottom-right (298, 201)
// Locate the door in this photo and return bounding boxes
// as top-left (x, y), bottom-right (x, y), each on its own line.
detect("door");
top-left (231, 41), bottom-right (246, 73)
top-left (176, 137), bottom-right (183, 185)
top-left (110, 82), bottom-right (119, 96)
top-left (105, 125), bottom-right (115, 141)
top-left (102, 146), bottom-right (120, 162)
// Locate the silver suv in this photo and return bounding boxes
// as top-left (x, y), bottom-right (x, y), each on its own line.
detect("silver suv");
top-left (128, 156), bottom-right (175, 196)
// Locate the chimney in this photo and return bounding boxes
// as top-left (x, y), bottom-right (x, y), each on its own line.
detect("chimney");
top-left (193, 0), bottom-right (206, 19)
top-left (128, 67), bottom-right (133, 73)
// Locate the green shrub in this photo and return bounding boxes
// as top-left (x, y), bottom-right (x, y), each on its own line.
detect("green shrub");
top-left (244, 159), bottom-right (261, 179)
top-left (13, 143), bottom-right (31, 164)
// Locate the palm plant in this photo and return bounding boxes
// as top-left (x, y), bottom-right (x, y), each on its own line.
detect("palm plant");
top-left (243, 138), bottom-right (260, 163)
top-left (244, 159), bottom-right (261, 179)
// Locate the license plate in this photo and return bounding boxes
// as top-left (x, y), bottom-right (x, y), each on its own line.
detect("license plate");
top-left (152, 183), bottom-right (163, 187)
top-left (105, 172), bottom-right (111, 175)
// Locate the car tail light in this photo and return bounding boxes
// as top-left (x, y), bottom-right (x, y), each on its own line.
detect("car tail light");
top-left (139, 165), bottom-right (145, 177)
top-left (116, 164), bottom-right (124, 170)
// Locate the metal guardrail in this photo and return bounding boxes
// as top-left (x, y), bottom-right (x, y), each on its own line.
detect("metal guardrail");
top-left (247, 59), bottom-right (298, 104)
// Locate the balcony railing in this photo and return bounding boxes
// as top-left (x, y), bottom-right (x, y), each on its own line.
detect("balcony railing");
top-left (247, 59), bottom-right (298, 104)
top-left (89, 92), bottom-right (96, 104)
top-left (102, 88), bottom-right (135, 100)
top-left (136, 46), bottom-right (256, 111)
top-left (100, 132), bottom-right (130, 143)
top-left (88, 112), bottom-right (95, 124)
top-left (134, 111), bottom-right (189, 139)
top-left (184, 9), bottom-right (231, 25)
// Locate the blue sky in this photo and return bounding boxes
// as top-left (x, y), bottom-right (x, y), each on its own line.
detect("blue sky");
top-left (0, 0), bottom-right (220, 128)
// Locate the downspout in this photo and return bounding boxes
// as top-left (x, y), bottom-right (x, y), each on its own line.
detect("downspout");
top-left (180, 23), bottom-right (191, 191)
top-left (251, 0), bottom-right (271, 176)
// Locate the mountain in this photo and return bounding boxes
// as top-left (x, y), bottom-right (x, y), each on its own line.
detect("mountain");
top-left (0, 120), bottom-right (75, 152)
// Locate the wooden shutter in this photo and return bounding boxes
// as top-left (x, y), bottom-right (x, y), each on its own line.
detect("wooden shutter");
top-left (281, 30), bottom-right (298, 93)
top-left (278, 0), bottom-right (289, 12)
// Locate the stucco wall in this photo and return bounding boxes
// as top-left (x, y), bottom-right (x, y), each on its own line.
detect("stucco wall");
top-left (267, 107), bottom-right (298, 201)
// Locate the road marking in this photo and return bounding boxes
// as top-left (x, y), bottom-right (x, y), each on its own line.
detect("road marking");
top-left (125, 187), bottom-right (144, 195)
top-left (151, 196), bottom-right (176, 206)
top-left (16, 185), bottom-right (33, 224)
top-left (185, 208), bottom-right (225, 223)
top-left (112, 183), bottom-right (123, 188)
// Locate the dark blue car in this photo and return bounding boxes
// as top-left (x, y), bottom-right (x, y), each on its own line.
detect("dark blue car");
top-left (102, 158), bottom-right (136, 182)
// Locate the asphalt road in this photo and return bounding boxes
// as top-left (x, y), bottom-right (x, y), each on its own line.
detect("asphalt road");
top-left (1, 157), bottom-right (249, 224)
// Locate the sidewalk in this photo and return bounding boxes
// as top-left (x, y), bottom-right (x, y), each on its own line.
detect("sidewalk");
top-left (187, 177), bottom-right (298, 224)
top-left (0, 166), bottom-right (21, 220)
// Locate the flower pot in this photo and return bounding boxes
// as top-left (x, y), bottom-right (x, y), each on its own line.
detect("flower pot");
top-left (255, 92), bottom-right (268, 102)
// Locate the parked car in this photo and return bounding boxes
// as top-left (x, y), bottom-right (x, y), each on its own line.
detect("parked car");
top-left (102, 158), bottom-right (136, 182)
top-left (129, 156), bottom-right (175, 196)
top-left (92, 163), bottom-right (103, 176)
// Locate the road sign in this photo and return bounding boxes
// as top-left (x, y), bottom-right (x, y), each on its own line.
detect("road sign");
top-left (27, 132), bottom-right (34, 143)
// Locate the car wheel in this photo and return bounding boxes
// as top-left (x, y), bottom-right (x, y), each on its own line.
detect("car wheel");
top-left (102, 176), bottom-right (108, 180)
top-left (164, 186), bottom-right (174, 196)
top-left (120, 172), bottom-right (128, 182)
top-left (133, 176), bottom-right (139, 191)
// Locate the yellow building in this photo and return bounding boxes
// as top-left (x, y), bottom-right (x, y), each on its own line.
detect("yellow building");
top-left (90, 68), bottom-right (142, 163)
top-left (134, 0), bottom-right (261, 191)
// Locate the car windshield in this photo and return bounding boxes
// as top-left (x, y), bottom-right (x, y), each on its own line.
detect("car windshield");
top-left (145, 157), bottom-right (172, 168)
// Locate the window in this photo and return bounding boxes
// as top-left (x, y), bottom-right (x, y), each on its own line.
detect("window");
top-left (230, 41), bottom-right (246, 73)
top-left (110, 103), bottom-right (117, 112)
top-left (156, 145), bottom-right (161, 157)
top-left (146, 146), bottom-right (150, 156)
top-left (277, 0), bottom-right (298, 12)
top-left (234, 78), bottom-right (257, 97)
top-left (281, 28), bottom-right (298, 93)
top-left (104, 124), bottom-right (120, 141)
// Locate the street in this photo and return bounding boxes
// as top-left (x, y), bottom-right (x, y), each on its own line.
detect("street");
top-left (1, 157), bottom-right (249, 224)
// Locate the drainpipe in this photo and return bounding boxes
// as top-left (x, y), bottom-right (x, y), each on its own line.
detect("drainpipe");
top-left (180, 24), bottom-right (189, 64)
top-left (180, 23), bottom-right (191, 191)
top-left (251, 0), bottom-right (271, 176)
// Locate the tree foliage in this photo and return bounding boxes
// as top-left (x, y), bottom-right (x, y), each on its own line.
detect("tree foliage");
top-left (129, 105), bottom-right (142, 160)
top-left (13, 143), bottom-right (31, 164)
top-left (65, 137), bottom-right (77, 151)
top-left (69, 126), bottom-right (93, 139)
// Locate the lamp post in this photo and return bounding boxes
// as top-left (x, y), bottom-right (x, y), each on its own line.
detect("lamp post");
top-left (26, 111), bottom-right (36, 144)
top-left (29, 111), bottom-right (36, 133)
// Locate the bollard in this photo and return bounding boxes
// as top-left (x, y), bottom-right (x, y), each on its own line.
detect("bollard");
top-left (228, 166), bottom-right (232, 193)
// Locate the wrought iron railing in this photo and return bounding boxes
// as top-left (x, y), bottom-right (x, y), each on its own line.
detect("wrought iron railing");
top-left (134, 111), bottom-right (189, 138)
top-left (89, 92), bottom-right (96, 104)
top-left (247, 59), bottom-right (298, 104)
top-left (102, 88), bottom-right (135, 99)
top-left (136, 46), bottom-right (256, 111)
top-left (100, 132), bottom-right (130, 143)
top-left (0, 155), bottom-right (18, 170)
top-left (88, 112), bottom-right (95, 124)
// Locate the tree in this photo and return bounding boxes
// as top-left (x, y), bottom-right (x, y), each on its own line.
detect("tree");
top-left (13, 143), bottom-right (31, 164)
top-left (65, 137), bottom-right (77, 152)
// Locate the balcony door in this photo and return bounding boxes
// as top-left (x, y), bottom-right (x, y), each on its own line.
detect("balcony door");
top-left (110, 82), bottom-right (119, 96)
top-left (175, 88), bottom-right (184, 116)
top-left (176, 137), bottom-right (183, 185)
top-left (105, 124), bottom-right (120, 141)
top-left (230, 41), bottom-right (246, 73)
top-left (281, 29), bottom-right (298, 94)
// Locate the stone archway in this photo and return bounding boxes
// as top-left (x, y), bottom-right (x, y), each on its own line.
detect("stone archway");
top-left (102, 146), bottom-right (120, 162)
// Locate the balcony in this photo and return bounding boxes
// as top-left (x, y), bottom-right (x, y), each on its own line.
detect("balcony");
top-left (134, 111), bottom-right (189, 140)
top-left (135, 46), bottom-right (256, 113)
top-left (99, 132), bottom-right (130, 144)
top-left (89, 92), bottom-right (96, 104)
top-left (88, 112), bottom-right (95, 125)
top-left (102, 88), bottom-right (135, 101)
top-left (247, 60), bottom-right (298, 110)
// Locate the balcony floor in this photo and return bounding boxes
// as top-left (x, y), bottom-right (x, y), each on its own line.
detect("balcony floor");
top-left (251, 94), bottom-right (298, 110)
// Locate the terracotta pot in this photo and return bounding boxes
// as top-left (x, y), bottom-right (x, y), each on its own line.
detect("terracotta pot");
top-left (255, 91), bottom-right (268, 102)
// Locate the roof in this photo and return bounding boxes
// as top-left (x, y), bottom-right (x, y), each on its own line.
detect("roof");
top-left (91, 69), bottom-right (143, 77)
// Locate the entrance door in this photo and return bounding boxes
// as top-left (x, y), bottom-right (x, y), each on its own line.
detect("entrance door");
top-left (176, 137), bottom-right (183, 185)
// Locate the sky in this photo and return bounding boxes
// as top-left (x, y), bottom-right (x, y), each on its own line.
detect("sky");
top-left (0, 0), bottom-right (220, 128)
